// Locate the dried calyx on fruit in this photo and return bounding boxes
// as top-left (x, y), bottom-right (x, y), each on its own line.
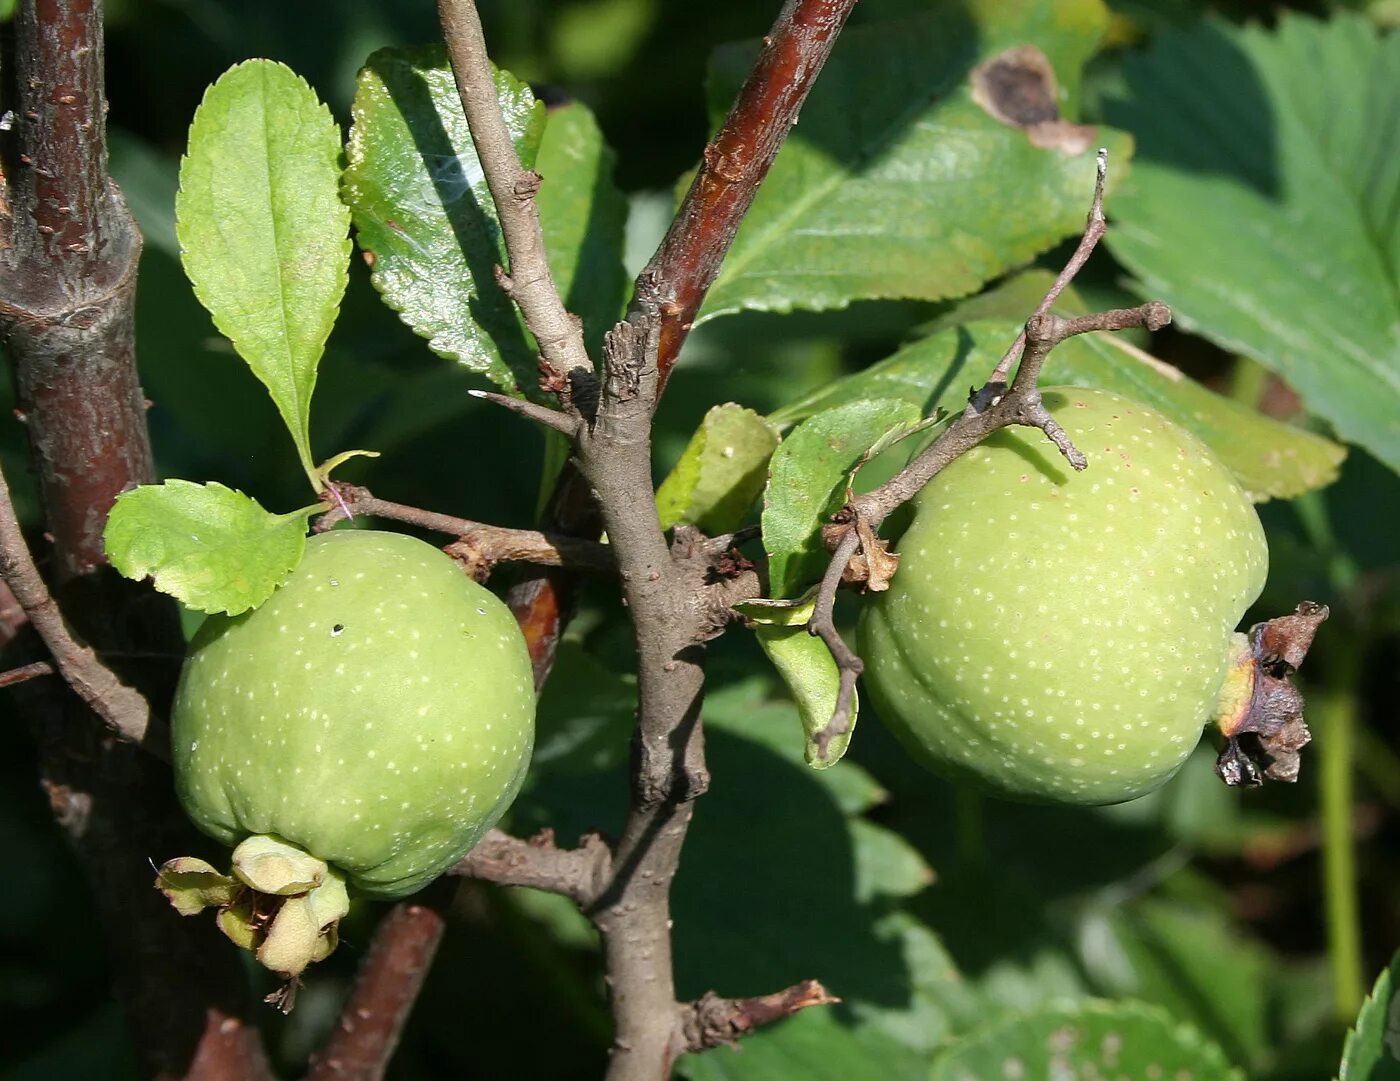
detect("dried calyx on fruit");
top-left (859, 387), bottom-right (1321, 806)
top-left (155, 530), bottom-right (535, 1002)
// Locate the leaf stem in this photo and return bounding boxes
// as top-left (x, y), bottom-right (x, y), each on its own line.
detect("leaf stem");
top-left (1318, 649), bottom-right (1364, 1020)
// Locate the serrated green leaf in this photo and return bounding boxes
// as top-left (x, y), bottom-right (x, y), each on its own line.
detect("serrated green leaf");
top-left (735, 593), bottom-right (859, 769)
top-left (1105, 14), bottom-right (1400, 471)
top-left (177, 60), bottom-right (350, 489)
top-left (343, 47), bottom-right (546, 395)
top-left (1077, 899), bottom-right (1274, 1072)
top-left (929, 999), bottom-right (1243, 1080)
top-left (1340, 949), bottom-right (1400, 1081)
top-left (103, 481), bottom-right (318, 615)
top-left (771, 318), bottom-right (1344, 501)
top-left (535, 101), bottom-right (628, 356)
top-left (698, 0), bottom-right (1130, 324)
top-left (657, 404), bottom-right (780, 533)
top-left (763, 399), bottom-right (922, 597)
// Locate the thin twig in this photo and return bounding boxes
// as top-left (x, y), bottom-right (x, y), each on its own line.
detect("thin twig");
top-left (635, 0), bottom-right (860, 390)
top-left (973, 147), bottom-right (1110, 407)
top-left (468, 388), bottom-right (581, 437)
top-left (315, 484), bottom-right (615, 576)
top-left (0, 660), bottom-right (54, 688)
top-left (306, 904), bottom-right (447, 1081)
top-left (437, 0), bottom-right (593, 382)
top-left (451, 828), bottom-right (613, 906)
top-left (0, 464), bottom-right (163, 756)
top-left (806, 527), bottom-right (862, 761)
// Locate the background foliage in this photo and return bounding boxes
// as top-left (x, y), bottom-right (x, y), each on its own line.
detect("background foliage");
top-left (2, 0), bottom-right (1398, 1078)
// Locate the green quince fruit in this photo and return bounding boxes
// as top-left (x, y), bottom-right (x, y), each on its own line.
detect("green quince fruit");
top-left (859, 387), bottom-right (1267, 805)
top-left (172, 530), bottom-right (535, 900)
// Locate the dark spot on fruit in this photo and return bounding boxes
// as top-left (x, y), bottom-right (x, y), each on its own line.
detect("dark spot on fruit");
top-left (331, 625), bottom-right (344, 636)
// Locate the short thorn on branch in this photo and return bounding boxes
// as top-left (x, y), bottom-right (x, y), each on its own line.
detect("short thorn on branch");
top-left (679, 980), bottom-right (840, 1053)
top-left (467, 388), bottom-right (580, 438)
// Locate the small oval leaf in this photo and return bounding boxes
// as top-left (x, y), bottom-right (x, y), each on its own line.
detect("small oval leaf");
top-left (104, 480), bottom-right (319, 615)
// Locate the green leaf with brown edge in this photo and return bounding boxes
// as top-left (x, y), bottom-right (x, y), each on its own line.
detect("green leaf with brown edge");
top-left (698, 0), bottom-right (1130, 324)
top-left (103, 481), bottom-right (319, 615)
top-left (343, 47), bottom-right (545, 395)
top-left (177, 60), bottom-right (351, 491)
top-left (929, 999), bottom-right (1243, 1080)
top-left (657, 404), bottom-right (780, 534)
top-left (735, 592), bottom-right (859, 769)
top-left (1104, 14), bottom-right (1400, 471)
top-left (1339, 948), bottom-right (1400, 1081)
top-left (535, 101), bottom-right (629, 357)
top-left (770, 318), bottom-right (1344, 501)
top-left (763, 399), bottom-right (922, 598)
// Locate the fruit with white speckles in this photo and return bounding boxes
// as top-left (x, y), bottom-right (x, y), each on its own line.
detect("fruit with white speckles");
top-left (859, 387), bottom-right (1267, 805)
top-left (172, 530), bottom-right (536, 899)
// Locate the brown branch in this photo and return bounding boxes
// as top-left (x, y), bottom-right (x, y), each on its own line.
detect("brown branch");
top-left (316, 484), bottom-right (615, 577)
top-left (503, 0), bottom-right (858, 710)
top-left (305, 903), bottom-right (447, 1081)
top-left (0, 430), bottom-right (163, 757)
top-left (437, 0), bottom-right (593, 381)
top-left (0, 4), bottom-right (273, 1077)
top-left (0, 659), bottom-right (54, 687)
top-left (806, 526), bottom-right (862, 761)
top-left (451, 827), bottom-right (613, 906)
top-left (973, 147), bottom-right (1110, 404)
top-left (635, 0), bottom-right (860, 389)
top-left (467, 387), bottom-right (581, 437)
top-left (421, 5), bottom-right (859, 1079)
top-left (679, 980), bottom-right (840, 1053)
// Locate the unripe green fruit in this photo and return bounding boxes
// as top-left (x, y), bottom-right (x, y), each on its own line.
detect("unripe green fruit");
top-left (859, 388), bottom-right (1267, 805)
top-left (172, 530), bottom-right (535, 898)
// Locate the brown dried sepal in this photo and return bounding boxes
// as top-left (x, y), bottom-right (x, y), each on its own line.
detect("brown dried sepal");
top-left (1215, 602), bottom-right (1329, 787)
top-left (820, 517), bottom-right (900, 591)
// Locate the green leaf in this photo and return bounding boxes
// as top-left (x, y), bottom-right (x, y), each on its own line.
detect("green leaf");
top-left (763, 399), bottom-right (922, 597)
top-left (343, 47), bottom-right (546, 396)
top-left (771, 318), bottom-right (1344, 501)
top-left (1077, 899), bottom-right (1274, 1072)
top-left (929, 999), bottom-right (1243, 1080)
top-left (1340, 949), bottom-right (1400, 1081)
top-left (735, 593), bottom-right (858, 769)
top-left (656, 404), bottom-right (781, 533)
top-left (103, 481), bottom-right (318, 615)
top-left (535, 101), bottom-right (629, 356)
top-left (177, 60), bottom-right (351, 489)
top-left (1104, 14), bottom-right (1400, 471)
top-left (698, 0), bottom-right (1131, 324)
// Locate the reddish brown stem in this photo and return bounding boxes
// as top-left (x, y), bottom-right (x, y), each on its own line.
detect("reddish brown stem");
top-left (0, 2), bottom-right (272, 1077)
top-left (636, 0), bottom-right (859, 388)
top-left (306, 904), bottom-right (448, 1081)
